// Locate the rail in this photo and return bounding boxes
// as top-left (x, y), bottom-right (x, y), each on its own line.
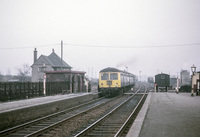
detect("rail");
top-left (0, 97), bottom-right (107, 136)
top-left (114, 87), bottom-right (147, 136)
top-left (74, 83), bottom-right (147, 137)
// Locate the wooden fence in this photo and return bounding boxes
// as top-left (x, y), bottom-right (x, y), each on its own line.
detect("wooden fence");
top-left (0, 82), bottom-right (70, 102)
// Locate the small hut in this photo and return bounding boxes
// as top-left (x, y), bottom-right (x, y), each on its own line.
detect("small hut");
top-left (46, 70), bottom-right (85, 93)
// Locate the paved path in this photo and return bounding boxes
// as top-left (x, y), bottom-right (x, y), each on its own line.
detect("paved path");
top-left (128, 92), bottom-right (200, 137)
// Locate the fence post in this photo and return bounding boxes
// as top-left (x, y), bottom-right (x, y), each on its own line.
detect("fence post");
top-left (23, 82), bottom-right (26, 99)
top-left (19, 82), bottom-right (22, 99)
top-left (9, 83), bottom-right (12, 100)
top-left (31, 83), bottom-right (34, 97)
top-left (4, 83), bottom-right (7, 101)
top-left (38, 82), bottom-right (42, 96)
top-left (28, 82), bottom-right (30, 98)
top-left (43, 75), bottom-right (46, 96)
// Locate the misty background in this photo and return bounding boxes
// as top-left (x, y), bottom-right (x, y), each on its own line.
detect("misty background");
top-left (0, 0), bottom-right (200, 79)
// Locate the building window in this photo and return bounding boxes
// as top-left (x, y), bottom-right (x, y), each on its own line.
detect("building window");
top-left (38, 67), bottom-right (46, 72)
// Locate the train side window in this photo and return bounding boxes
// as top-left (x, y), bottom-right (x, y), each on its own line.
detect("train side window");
top-left (121, 74), bottom-right (124, 81)
top-left (101, 73), bottom-right (109, 80)
top-left (110, 73), bottom-right (118, 80)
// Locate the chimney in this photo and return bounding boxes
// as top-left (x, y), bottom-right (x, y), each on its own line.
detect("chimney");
top-left (34, 48), bottom-right (37, 63)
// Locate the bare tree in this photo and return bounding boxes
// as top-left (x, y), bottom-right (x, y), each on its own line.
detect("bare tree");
top-left (16, 63), bottom-right (31, 82)
top-left (6, 69), bottom-right (12, 76)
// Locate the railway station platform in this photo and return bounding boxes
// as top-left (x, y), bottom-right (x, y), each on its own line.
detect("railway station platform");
top-left (0, 92), bottom-right (98, 130)
top-left (127, 92), bottom-right (200, 137)
top-left (0, 92), bottom-right (94, 113)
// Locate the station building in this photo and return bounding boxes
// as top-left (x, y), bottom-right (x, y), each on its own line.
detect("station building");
top-left (45, 70), bottom-right (85, 93)
top-left (31, 48), bottom-right (72, 82)
top-left (31, 48), bottom-right (86, 93)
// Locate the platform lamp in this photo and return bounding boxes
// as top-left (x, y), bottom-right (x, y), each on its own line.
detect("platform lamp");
top-left (191, 64), bottom-right (196, 96)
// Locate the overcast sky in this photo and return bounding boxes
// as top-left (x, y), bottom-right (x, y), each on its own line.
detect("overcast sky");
top-left (0, 0), bottom-right (200, 79)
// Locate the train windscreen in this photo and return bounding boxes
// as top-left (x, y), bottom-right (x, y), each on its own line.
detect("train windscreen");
top-left (110, 73), bottom-right (118, 80)
top-left (101, 73), bottom-right (109, 80)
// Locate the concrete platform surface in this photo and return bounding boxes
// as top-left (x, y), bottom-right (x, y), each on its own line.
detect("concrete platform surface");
top-left (0, 92), bottom-right (93, 113)
top-left (134, 92), bottom-right (200, 137)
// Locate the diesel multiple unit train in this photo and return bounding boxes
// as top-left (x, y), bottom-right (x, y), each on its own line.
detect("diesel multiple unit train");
top-left (98, 67), bottom-right (136, 97)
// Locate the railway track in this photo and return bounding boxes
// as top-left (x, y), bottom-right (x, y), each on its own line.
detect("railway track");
top-left (0, 97), bottom-right (111, 137)
top-left (0, 94), bottom-right (134, 137)
top-left (74, 84), bottom-right (147, 137)
top-left (0, 83), bottom-right (146, 137)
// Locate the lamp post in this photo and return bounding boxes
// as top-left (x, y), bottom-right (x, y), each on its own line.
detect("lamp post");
top-left (191, 64), bottom-right (196, 96)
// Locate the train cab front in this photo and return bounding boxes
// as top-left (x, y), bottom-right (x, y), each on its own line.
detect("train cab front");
top-left (99, 72), bottom-right (121, 97)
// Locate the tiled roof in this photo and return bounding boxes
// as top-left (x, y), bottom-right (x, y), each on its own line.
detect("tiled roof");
top-left (48, 52), bottom-right (71, 68)
top-left (32, 51), bottom-right (71, 68)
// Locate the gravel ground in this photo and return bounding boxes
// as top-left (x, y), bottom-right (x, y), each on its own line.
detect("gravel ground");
top-left (42, 94), bottom-right (132, 137)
